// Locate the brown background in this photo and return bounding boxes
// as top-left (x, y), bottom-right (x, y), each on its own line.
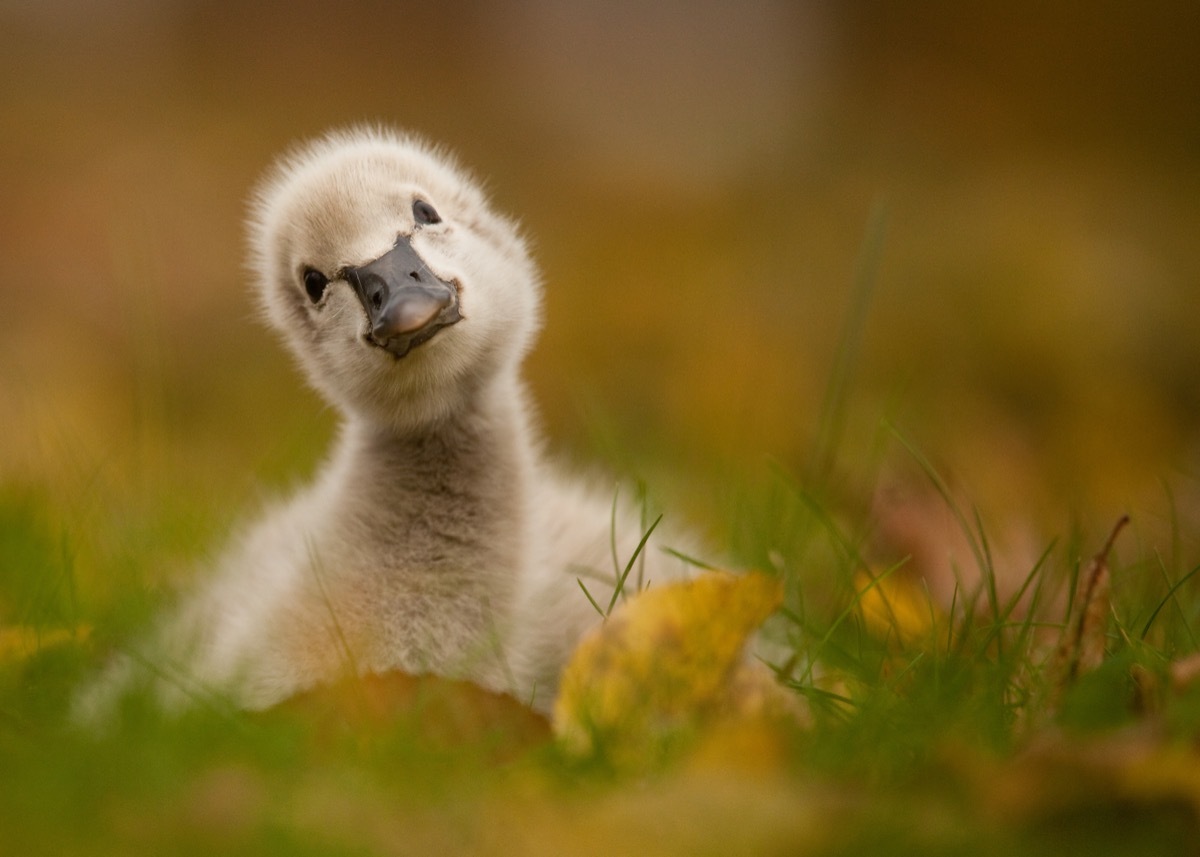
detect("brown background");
top-left (2, 1), bottom-right (1197, 562)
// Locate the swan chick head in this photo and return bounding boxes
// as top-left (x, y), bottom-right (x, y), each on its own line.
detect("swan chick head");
top-left (249, 127), bottom-right (542, 428)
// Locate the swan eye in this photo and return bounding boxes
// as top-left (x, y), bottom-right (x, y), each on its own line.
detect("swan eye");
top-left (413, 199), bottom-right (441, 226)
top-left (303, 268), bottom-right (329, 304)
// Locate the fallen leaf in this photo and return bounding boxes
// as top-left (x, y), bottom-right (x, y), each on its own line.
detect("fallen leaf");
top-left (1170, 652), bottom-right (1200, 694)
top-left (854, 570), bottom-right (939, 647)
top-left (553, 570), bottom-right (787, 769)
top-left (0, 623), bottom-right (91, 665)
top-left (264, 671), bottom-right (550, 758)
top-left (1048, 515), bottom-right (1129, 703)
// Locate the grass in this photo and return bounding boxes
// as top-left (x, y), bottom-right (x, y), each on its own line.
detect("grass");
top-left (4, 453), bottom-right (1200, 855)
top-left (3, 5), bottom-right (1198, 850)
top-left (3, 225), bottom-right (1199, 856)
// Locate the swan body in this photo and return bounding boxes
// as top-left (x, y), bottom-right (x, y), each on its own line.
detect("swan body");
top-left (79, 128), bottom-right (697, 718)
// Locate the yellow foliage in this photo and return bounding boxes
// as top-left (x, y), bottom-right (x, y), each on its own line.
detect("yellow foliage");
top-left (854, 571), bottom-right (938, 647)
top-left (0, 624), bottom-right (91, 665)
top-left (553, 570), bottom-right (788, 768)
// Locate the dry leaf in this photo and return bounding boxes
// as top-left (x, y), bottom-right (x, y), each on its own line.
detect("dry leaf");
top-left (553, 570), bottom-right (786, 768)
top-left (266, 671), bottom-right (550, 757)
top-left (1169, 652), bottom-right (1200, 694)
top-left (1049, 516), bottom-right (1129, 701)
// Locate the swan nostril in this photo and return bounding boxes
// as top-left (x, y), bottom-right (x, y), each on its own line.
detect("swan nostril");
top-left (408, 270), bottom-right (421, 281)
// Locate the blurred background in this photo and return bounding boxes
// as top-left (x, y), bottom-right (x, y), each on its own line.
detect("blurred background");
top-left (1, 0), bottom-right (1198, 597)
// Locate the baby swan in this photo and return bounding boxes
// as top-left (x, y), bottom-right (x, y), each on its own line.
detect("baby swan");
top-left (78, 128), bottom-right (696, 719)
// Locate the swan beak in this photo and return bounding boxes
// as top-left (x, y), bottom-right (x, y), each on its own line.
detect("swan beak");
top-left (345, 236), bottom-right (462, 358)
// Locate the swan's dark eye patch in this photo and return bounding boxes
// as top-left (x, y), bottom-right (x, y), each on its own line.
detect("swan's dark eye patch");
top-left (303, 268), bottom-right (329, 304)
top-left (413, 199), bottom-right (441, 226)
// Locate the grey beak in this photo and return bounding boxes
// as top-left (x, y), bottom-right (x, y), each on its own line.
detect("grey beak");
top-left (345, 235), bottom-right (461, 358)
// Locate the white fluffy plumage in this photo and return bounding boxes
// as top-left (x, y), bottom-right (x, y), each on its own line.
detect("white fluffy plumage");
top-left (77, 127), bottom-right (698, 719)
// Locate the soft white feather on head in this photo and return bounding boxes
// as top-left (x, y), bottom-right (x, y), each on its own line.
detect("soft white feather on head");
top-left (246, 126), bottom-right (543, 429)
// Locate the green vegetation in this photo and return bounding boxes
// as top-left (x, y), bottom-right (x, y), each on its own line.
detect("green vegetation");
top-left (3, 6), bottom-right (1198, 852)
top-left (4, 266), bottom-right (1200, 852)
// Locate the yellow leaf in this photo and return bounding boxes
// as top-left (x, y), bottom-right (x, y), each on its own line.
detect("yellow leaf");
top-left (0, 624), bottom-right (91, 665)
top-left (553, 570), bottom-right (785, 768)
top-left (854, 570), bottom-right (937, 647)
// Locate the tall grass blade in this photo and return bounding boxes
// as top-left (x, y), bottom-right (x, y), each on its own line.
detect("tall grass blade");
top-left (798, 556), bottom-right (909, 685)
top-left (609, 486), bottom-right (621, 579)
top-left (661, 547), bottom-right (719, 571)
top-left (977, 539), bottom-right (1058, 657)
top-left (607, 514), bottom-right (663, 614)
top-left (806, 198), bottom-right (888, 491)
top-left (1140, 561), bottom-right (1200, 641)
top-left (887, 423), bottom-right (995, 603)
top-left (577, 578), bottom-right (606, 619)
top-left (635, 480), bottom-right (649, 592)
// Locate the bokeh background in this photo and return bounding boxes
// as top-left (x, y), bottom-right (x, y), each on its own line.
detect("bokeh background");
top-left (2, 0), bottom-right (1199, 596)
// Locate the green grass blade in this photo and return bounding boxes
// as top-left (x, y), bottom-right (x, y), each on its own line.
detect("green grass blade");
top-left (609, 485), bottom-right (621, 579)
top-left (1140, 561), bottom-right (1200, 641)
top-left (797, 556), bottom-right (909, 685)
top-left (978, 539), bottom-right (1058, 656)
top-left (607, 514), bottom-right (663, 614)
top-left (887, 423), bottom-right (996, 604)
top-left (661, 546), bottom-right (719, 571)
top-left (577, 578), bottom-right (607, 619)
top-left (807, 199), bottom-right (889, 490)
